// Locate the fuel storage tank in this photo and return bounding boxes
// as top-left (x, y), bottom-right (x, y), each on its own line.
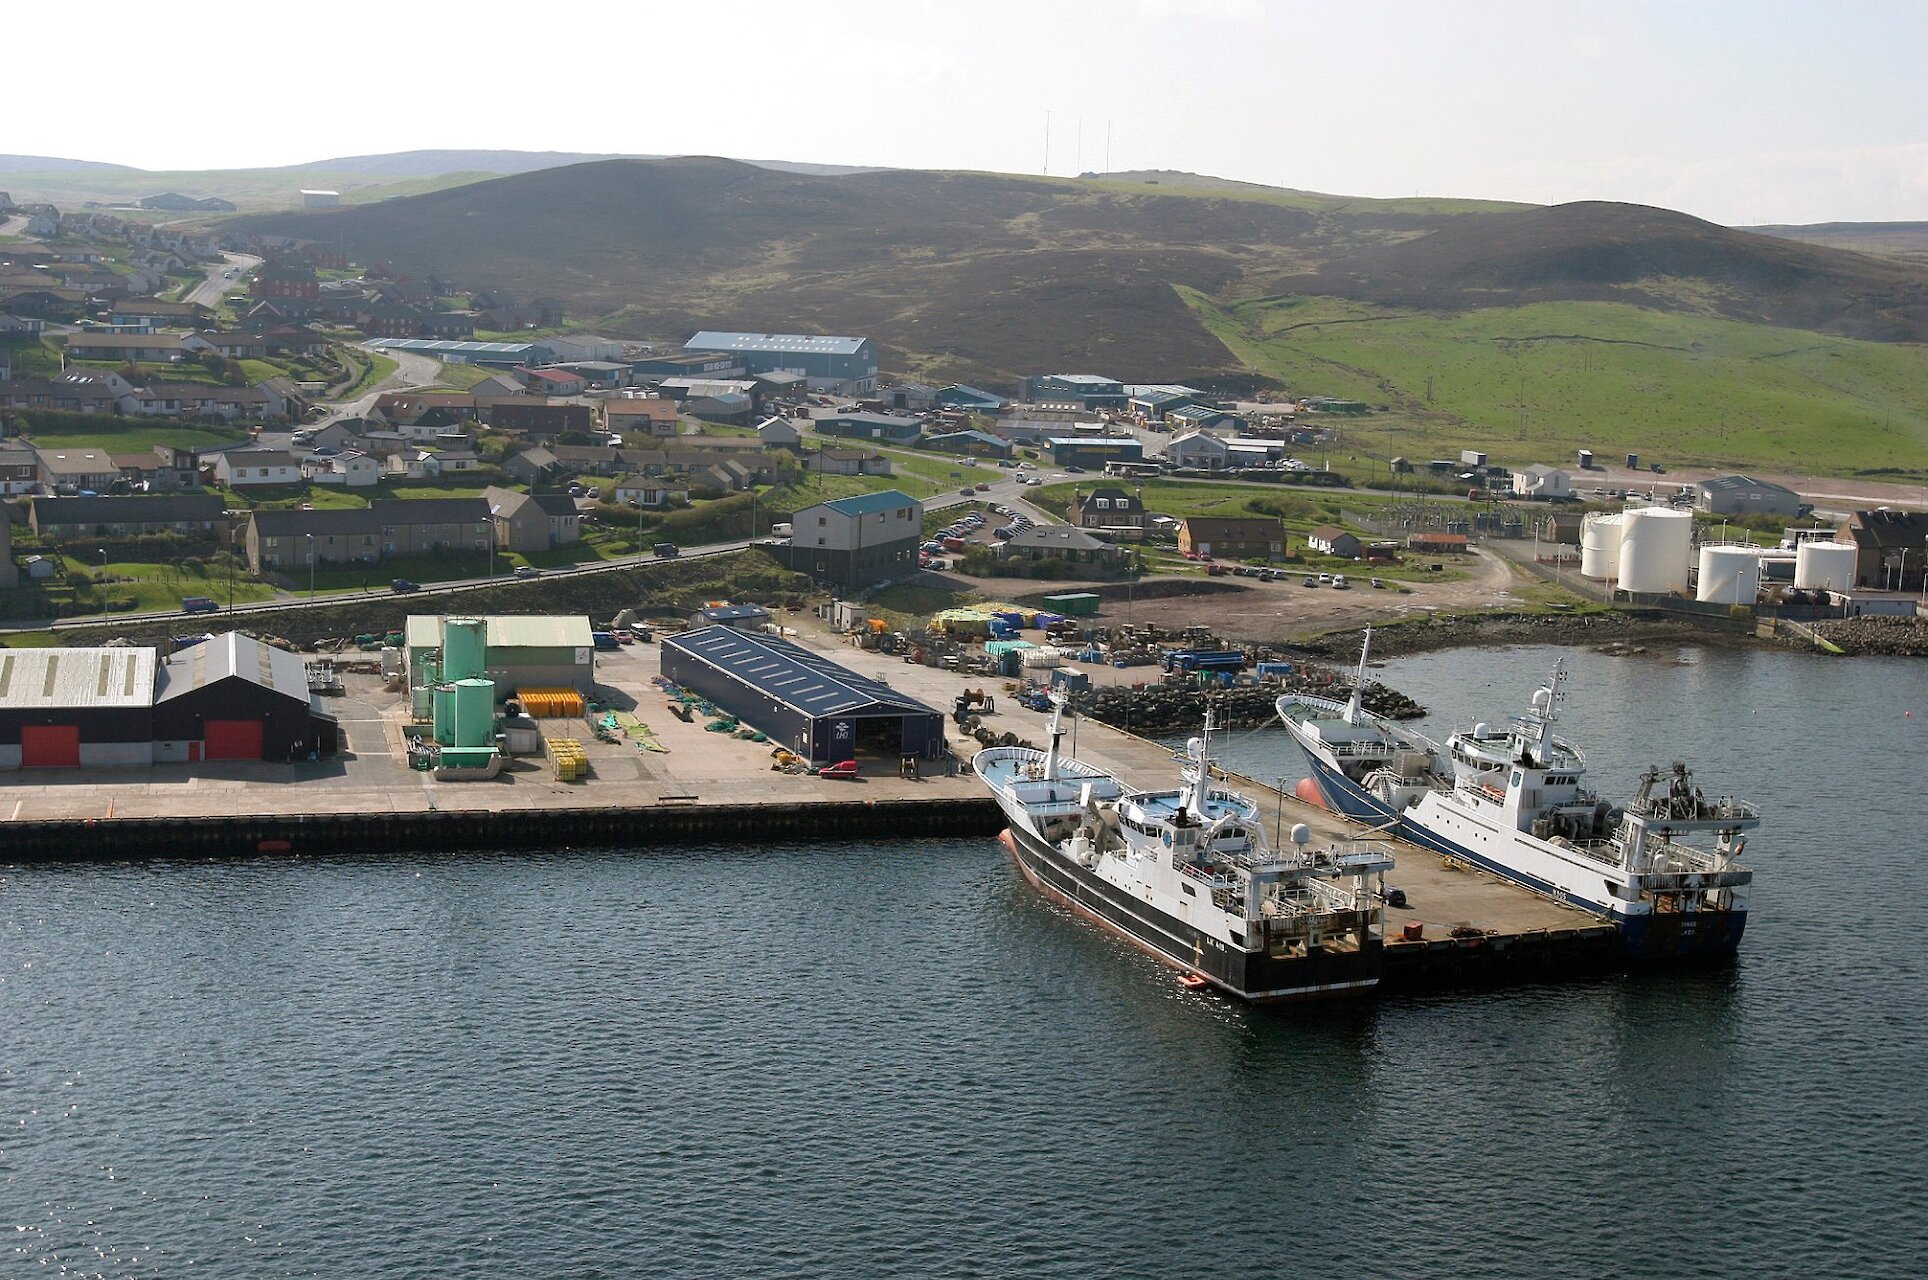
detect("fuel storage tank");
top-left (443, 618), bottom-right (487, 682)
top-left (1696, 544), bottom-right (1763, 604)
top-left (1580, 511), bottom-right (1624, 580)
top-left (1794, 540), bottom-right (1858, 590)
top-left (1617, 506), bottom-right (1693, 595)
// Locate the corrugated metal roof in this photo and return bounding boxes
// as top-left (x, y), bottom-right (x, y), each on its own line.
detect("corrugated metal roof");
top-left (404, 615), bottom-right (594, 651)
top-left (155, 632), bottom-right (310, 703)
top-left (0, 647), bottom-right (155, 709)
top-left (664, 626), bottom-right (940, 719)
top-left (684, 331), bottom-right (869, 356)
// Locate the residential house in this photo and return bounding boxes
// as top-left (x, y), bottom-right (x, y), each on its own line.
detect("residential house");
top-left (602, 396), bottom-right (682, 438)
top-left (1304, 525), bottom-right (1363, 559)
top-left (1074, 487), bottom-right (1147, 536)
top-left (485, 402), bottom-right (593, 436)
top-left (112, 298), bottom-right (210, 329)
top-left (372, 391), bottom-right (479, 426)
top-left (547, 443), bottom-right (632, 477)
top-left (417, 311), bottom-right (476, 339)
top-left (212, 448), bottom-right (301, 488)
top-left (256, 376), bottom-right (311, 422)
top-left (35, 446), bottom-right (121, 492)
top-left (246, 498), bottom-right (493, 573)
top-left (483, 486), bottom-right (581, 552)
top-left (182, 331), bottom-right (271, 360)
top-left (305, 451), bottom-right (382, 487)
top-left (470, 373), bottom-right (525, 397)
top-left (2, 372), bottom-right (125, 414)
top-left (997, 526), bottom-right (1133, 568)
top-left (0, 447), bottom-right (42, 495)
top-left (29, 493), bottom-right (228, 540)
top-left (805, 447), bottom-right (890, 477)
top-left (1839, 508), bottom-right (1928, 589)
top-left (780, 489), bottom-right (922, 588)
top-left (757, 416), bottom-right (802, 449)
top-left (0, 288), bottom-right (87, 321)
top-left (502, 446), bottom-right (564, 485)
top-left (387, 448), bottom-right (481, 480)
top-left (1180, 516), bottom-right (1289, 560)
top-left (611, 476), bottom-right (688, 508)
top-left (523, 367), bottom-right (588, 397)
top-left (65, 332), bottom-right (189, 363)
top-left (119, 383), bottom-right (271, 420)
top-left (0, 313), bottom-right (46, 335)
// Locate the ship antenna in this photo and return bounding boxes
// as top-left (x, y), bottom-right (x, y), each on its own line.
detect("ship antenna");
top-left (1343, 626), bottom-right (1372, 724)
top-left (1043, 692), bottom-right (1067, 782)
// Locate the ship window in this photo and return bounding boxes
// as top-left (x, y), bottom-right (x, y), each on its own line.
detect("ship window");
top-left (1182, 884), bottom-right (1195, 897)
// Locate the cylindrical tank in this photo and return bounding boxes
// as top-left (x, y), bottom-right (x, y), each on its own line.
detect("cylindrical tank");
top-left (432, 683), bottom-right (456, 746)
top-left (1795, 541), bottom-right (1858, 590)
top-left (452, 678), bottom-right (495, 748)
top-left (1020, 649), bottom-right (1060, 669)
top-left (1696, 544), bottom-right (1763, 604)
top-left (443, 618), bottom-right (487, 682)
top-left (411, 683), bottom-right (433, 722)
top-left (1617, 507), bottom-right (1693, 594)
top-left (1579, 511), bottom-right (1624, 580)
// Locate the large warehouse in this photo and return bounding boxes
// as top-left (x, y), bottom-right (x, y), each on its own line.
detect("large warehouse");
top-left (661, 626), bottom-right (946, 763)
top-left (681, 332), bottom-right (877, 394)
top-left (0, 634), bottom-right (337, 769)
top-left (405, 615), bottom-right (596, 694)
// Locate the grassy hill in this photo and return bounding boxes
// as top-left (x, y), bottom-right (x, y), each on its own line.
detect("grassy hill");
top-left (218, 158), bottom-right (1928, 479)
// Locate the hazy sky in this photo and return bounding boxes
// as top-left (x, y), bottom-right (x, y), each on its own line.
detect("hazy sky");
top-left (12, 0), bottom-right (1926, 225)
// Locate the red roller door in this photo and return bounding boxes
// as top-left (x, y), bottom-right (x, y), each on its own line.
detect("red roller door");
top-left (204, 719), bottom-right (264, 760)
top-left (21, 724), bottom-right (81, 768)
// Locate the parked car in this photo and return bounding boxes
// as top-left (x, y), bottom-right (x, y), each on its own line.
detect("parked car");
top-left (514, 565), bottom-right (542, 579)
top-left (817, 760), bottom-right (860, 780)
top-left (391, 578), bottom-right (420, 594)
top-left (654, 542), bottom-right (679, 558)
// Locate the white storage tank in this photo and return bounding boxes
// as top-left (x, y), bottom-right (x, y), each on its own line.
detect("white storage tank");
top-left (1696, 544), bottom-right (1763, 604)
top-left (1617, 507), bottom-right (1694, 595)
top-left (1794, 540), bottom-right (1859, 590)
top-left (1579, 511), bottom-right (1624, 580)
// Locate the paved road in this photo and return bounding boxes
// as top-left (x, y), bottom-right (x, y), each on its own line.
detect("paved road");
top-left (0, 213), bottom-right (27, 238)
top-left (183, 252), bottom-right (261, 311)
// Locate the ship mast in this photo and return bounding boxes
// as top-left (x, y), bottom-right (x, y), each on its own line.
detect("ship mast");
top-left (1043, 692), bottom-right (1068, 782)
top-left (1180, 704), bottom-right (1217, 821)
top-left (1522, 661), bottom-right (1566, 764)
top-left (1343, 626), bottom-right (1373, 725)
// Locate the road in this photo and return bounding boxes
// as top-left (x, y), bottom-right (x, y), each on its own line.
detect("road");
top-left (184, 252), bottom-right (260, 311)
top-left (0, 213), bottom-right (28, 238)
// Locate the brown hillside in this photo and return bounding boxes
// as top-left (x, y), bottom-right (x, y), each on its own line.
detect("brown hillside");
top-left (229, 165), bottom-right (1928, 383)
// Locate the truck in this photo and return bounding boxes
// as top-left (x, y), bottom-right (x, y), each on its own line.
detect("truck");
top-left (181, 596), bottom-right (218, 614)
top-left (1460, 449), bottom-right (1488, 468)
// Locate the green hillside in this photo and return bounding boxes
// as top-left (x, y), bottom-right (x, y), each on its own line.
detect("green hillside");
top-left (1190, 293), bottom-right (1928, 477)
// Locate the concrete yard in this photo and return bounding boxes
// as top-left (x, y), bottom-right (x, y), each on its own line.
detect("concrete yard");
top-left (0, 616), bottom-right (1598, 946)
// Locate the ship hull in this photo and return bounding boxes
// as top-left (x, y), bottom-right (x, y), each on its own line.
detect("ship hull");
top-left (999, 824), bottom-right (1381, 1003)
top-left (1290, 740), bottom-right (1744, 960)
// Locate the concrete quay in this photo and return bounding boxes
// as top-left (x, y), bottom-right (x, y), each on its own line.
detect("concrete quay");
top-left (0, 618), bottom-right (1621, 988)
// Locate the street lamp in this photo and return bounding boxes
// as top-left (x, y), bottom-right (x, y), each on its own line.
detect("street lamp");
top-left (305, 533), bottom-right (316, 599)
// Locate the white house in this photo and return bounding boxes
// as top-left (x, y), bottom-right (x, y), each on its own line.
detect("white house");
top-left (387, 448), bottom-right (481, 480)
top-left (1512, 463), bottom-right (1572, 499)
top-left (757, 416), bottom-right (802, 449)
top-left (305, 451), bottom-right (382, 487)
top-left (213, 448), bottom-right (300, 488)
top-left (1164, 430), bottom-right (1231, 470)
top-left (612, 475), bottom-right (689, 508)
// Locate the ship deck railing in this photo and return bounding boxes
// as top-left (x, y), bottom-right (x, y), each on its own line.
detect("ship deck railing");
top-left (1626, 795), bottom-right (1761, 824)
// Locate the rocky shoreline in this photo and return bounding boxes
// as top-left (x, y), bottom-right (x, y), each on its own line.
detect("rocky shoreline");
top-left (1807, 615), bottom-right (1928, 657)
top-left (1290, 609), bottom-right (1766, 659)
top-left (1071, 679), bottom-right (1424, 735)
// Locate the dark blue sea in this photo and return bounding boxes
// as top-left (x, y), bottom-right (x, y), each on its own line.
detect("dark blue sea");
top-left (4, 645), bottom-right (1923, 1279)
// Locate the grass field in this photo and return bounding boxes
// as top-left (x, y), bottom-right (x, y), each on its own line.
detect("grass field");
top-left (1186, 292), bottom-right (1928, 480)
top-left (70, 557), bottom-right (280, 613)
top-left (23, 422), bottom-right (246, 452)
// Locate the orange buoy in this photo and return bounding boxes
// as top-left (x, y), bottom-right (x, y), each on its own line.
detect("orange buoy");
top-left (1294, 777), bottom-right (1327, 810)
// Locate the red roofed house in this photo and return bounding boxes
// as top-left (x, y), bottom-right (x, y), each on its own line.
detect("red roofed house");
top-left (523, 367), bottom-right (587, 397)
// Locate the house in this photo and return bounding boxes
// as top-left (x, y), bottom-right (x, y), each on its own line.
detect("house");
top-left (0, 447), bottom-right (41, 495)
top-left (387, 448), bottom-right (480, 480)
top-left (817, 412), bottom-right (923, 443)
top-left (182, 331), bottom-right (271, 360)
top-left (470, 373), bottom-right (526, 397)
top-left (611, 476), bottom-right (688, 508)
top-left (523, 367), bottom-right (588, 397)
top-left (757, 416), bottom-right (802, 449)
top-left (780, 489), bottom-right (922, 588)
top-left (65, 332), bottom-right (189, 363)
top-left (29, 493), bottom-right (228, 540)
top-left (1165, 430), bottom-right (1231, 470)
top-left (212, 448), bottom-right (301, 488)
top-left (1695, 475), bottom-right (1803, 517)
top-left (246, 498), bottom-right (493, 573)
top-left (1182, 517), bottom-right (1288, 560)
top-left (0, 287), bottom-right (86, 322)
top-left (483, 486), bottom-right (581, 552)
top-left (1838, 508), bottom-right (1928, 589)
top-left (35, 446), bottom-right (121, 492)
top-left (305, 451), bottom-right (383, 487)
top-left (602, 396), bottom-right (682, 438)
top-left (256, 376), bottom-right (311, 422)
top-left (806, 447), bottom-right (891, 477)
top-left (1305, 525), bottom-right (1363, 558)
top-left (997, 526), bottom-right (1134, 568)
top-left (484, 402), bottom-right (594, 437)
top-left (547, 443), bottom-right (634, 477)
top-left (1074, 487), bottom-right (1147, 535)
top-left (1513, 464), bottom-right (1573, 500)
top-left (112, 298), bottom-right (211, 329)
top-left (502, 446), bottom-right (565, 485)
top-left (417, 312), bottom-right (476, 340)
top-left (119, 383), bottom-right (271, 421)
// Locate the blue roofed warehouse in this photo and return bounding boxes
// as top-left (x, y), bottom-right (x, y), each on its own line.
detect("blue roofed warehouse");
top-left (682, 332), bottom-right (877, 394)
top-left (661, 626), bottom-right (946, 762)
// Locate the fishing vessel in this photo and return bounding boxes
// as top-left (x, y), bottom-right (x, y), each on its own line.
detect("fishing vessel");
top-left (974, 697), bottom-right (1395, 1001)
top-left (1275, 627), bottom-right (1447, 824)
top-left (1282, 654), bottom-right (1758, 957)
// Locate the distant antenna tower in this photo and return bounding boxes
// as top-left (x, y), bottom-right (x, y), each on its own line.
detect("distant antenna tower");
top-left (1106, 119), bottom-right (1112, 172)
top-left (1076, 117), bottom-right (1083, 175)
top-left (1043, 111), bottom-right (1051, 175)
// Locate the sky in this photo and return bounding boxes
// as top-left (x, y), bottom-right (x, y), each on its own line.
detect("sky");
top-left (10, 0), bottom-right (1927, 226)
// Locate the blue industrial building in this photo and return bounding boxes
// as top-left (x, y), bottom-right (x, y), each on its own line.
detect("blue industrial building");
top-left (682, 332), bottom-right (877, 394)
top-left (1023, 373), bottom-right (1127, 409)
top-left (661, 625), bottom-right (945, 763)
top-left (934, 384), bottom-right (1008, 412)
top-left (1048, 436), bottom-right (1145, 468)
top-left (816, 411), bottom-right (924, 443)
